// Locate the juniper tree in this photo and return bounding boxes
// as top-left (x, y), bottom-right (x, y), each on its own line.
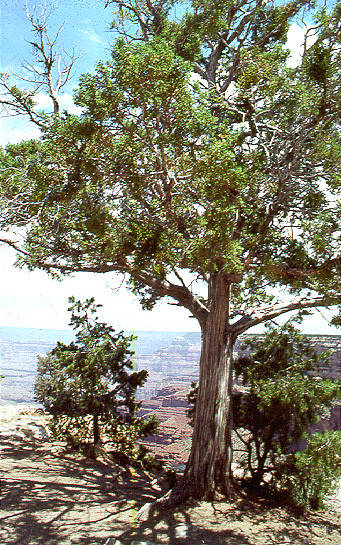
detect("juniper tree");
top-left (34, 297), bottom-right (157, 455)
top-left (1, 0), bottom-right (341, 505)
top-left (233, 324), bottom-right (340, 488)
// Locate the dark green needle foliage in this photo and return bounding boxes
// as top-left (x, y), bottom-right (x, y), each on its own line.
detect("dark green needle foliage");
top-left (233, 324), bottom-right (340, 508)
top-left (34, 297), bottom-right (158, 459)
top-left (280, 430), bottom-right (341, 511)
top-left (189, 323), bottom-right (340, 509)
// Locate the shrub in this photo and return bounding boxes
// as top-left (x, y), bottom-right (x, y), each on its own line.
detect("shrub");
top-left (278, 431), bottom-right (341, 510)
top-left (188, 322), bottom-right (340, 509)
top-left (34, 297), bottom-right (158, 460)
top-left (232, 323), bottom-right (340, 493)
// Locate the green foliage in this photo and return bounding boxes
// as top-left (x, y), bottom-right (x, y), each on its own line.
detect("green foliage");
top-left (188, 323), bottom-right (340, 508)
top-left (186, 381), bottom-right (198, 426)
top-left (233, 324), bottom-right (340, 491)
top-left (2, 1), bottom-right (341, 312)
top-left (34, 297), bottom-right (158, 459)
top-left (2, 0), bottom-right (341, 497)
top-left (278, 431), bottom-right (341, 510)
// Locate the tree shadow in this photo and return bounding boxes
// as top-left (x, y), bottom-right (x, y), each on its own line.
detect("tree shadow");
top-left (1, 512), bottom-right (61, 545)
top-left (111, 499), bottom-right (341, 545)
top-left (115, 507), bottom-right (256, 545)
top-left (0, 435), bottom-right (163, 544)
top-left (1, 435), bottom-right (339, 545)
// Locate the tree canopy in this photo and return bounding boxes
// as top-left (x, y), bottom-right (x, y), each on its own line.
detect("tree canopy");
top-left (1, 1), bottom-right (341, 322)
top-left (1, 1), bottom-right (341, 326)
top-left (1, 0), bottom-right (341, 504)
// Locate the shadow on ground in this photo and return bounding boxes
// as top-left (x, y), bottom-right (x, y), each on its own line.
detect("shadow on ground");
top-left (113, 501), bottom-right (341, 545)
top-left (1, 436), bottom-right (340, 545)
top-left (0, 436), bottom-right (158, 544)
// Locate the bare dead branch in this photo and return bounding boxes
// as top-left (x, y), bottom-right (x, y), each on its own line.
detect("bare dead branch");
top-left (0, 3), bottom-right (79, 124)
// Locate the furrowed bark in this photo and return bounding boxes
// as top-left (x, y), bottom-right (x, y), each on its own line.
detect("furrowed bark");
top-left (93, 414), bottom-right (100, 446)
top-left (138, 272), bottom-right (235, 516)
top-left (181, 272), bottom-right (234, 499)
top-left (137, 274), bottom-right (235, 518)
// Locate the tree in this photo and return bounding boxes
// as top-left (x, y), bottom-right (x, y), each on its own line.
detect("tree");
top-left (1, 0), bottom-right (341, 505)
top-left (232, 324), bottom-right (340, 488)
top-left (34, 297), bottom-right (157, 457)
top-left (188, 323), bottom-right (340, 506)
top-left (281, 430), bottom-right (341, 510)
top-left (0, 5), bottom-right (78, 121)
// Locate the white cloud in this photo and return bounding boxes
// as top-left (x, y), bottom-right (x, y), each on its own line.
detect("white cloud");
top-left (34, 93), bottom-right (83, 116)
top-left (1, 243), bottom-right (339, 333)
top-left (58, 94), bottom-right (84, 115)
top-left (33, 93), bottom-right (54, 110)
top-left (0, 93), bottom-right (83, 147)
top-left (79, 29), bottom-right (103, 44)
top-left (0, 118), bottom-right (41, 147)
top-left (0, 246), bottom-right (200, 331)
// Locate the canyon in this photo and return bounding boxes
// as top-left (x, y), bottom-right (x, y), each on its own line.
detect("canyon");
top-left (1, 327), bottom-right (340, 470)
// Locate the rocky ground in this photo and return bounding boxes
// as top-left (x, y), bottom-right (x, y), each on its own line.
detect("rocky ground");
top-left (0, 405), bottom-right (340, 545)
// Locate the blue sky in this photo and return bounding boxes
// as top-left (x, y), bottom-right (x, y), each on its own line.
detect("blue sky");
top-left (0, 0), bottom-right (114, 146)
top-left (1, 0), bottom-right (112, 77)
top-left (0, 2), bottom-right (340, 334)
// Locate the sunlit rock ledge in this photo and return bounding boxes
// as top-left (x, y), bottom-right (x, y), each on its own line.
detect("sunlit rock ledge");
top-left (0, 404), bottom-right (51, 442)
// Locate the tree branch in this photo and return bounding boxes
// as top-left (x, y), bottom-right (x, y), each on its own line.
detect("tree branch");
top-left (0, 236), bottom-right (209, 327)
top-left (126, 265), bottom-right (209, 327)
top-left (232, 295), bottom-right (341, 335)
top-left (0, 5), bottom-right (79, 124)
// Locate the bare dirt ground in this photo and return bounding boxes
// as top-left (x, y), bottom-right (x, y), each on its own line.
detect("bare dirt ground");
top-left (1, 406), bottom-right (340, 545)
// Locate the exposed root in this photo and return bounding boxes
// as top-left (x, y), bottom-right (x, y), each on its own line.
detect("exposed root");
top-left (135, 476), bottom-right (237, 520)
top-left (135, 501), bottom-right (159, 520)
top-left (136, 481), bottom-right (193, 520)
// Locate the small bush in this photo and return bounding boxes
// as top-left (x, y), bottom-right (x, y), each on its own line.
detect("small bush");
top-left (277, 431), bottom-right (341, 510)
top-left (35, 297), bottom-right (158, 463)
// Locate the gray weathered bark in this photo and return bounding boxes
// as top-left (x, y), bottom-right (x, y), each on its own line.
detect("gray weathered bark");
top-left (182, 273), bottom-right (234, 498)
top-left (151, 272), bottom-right (235, 508)
top-left (93, 414), bottom-right (100, 446)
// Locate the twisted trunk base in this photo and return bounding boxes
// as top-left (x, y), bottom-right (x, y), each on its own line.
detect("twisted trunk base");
top-left (138, 273), bottom-right (236, 517)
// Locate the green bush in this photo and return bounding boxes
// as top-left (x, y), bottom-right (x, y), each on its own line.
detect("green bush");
top-left (278, 431), bottom-right (341, 510)
top-left (233, 324), bottom-right (340, 494)
top-left (35, 297), bottom-right (158, 461)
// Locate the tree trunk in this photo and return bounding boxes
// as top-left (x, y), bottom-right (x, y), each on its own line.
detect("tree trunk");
top-left (136, 273), bottom-right (236, 516)
top-left (183, 276), bottom-right (234, 498)
top-left (93, 414), bottom-right (100, 446)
